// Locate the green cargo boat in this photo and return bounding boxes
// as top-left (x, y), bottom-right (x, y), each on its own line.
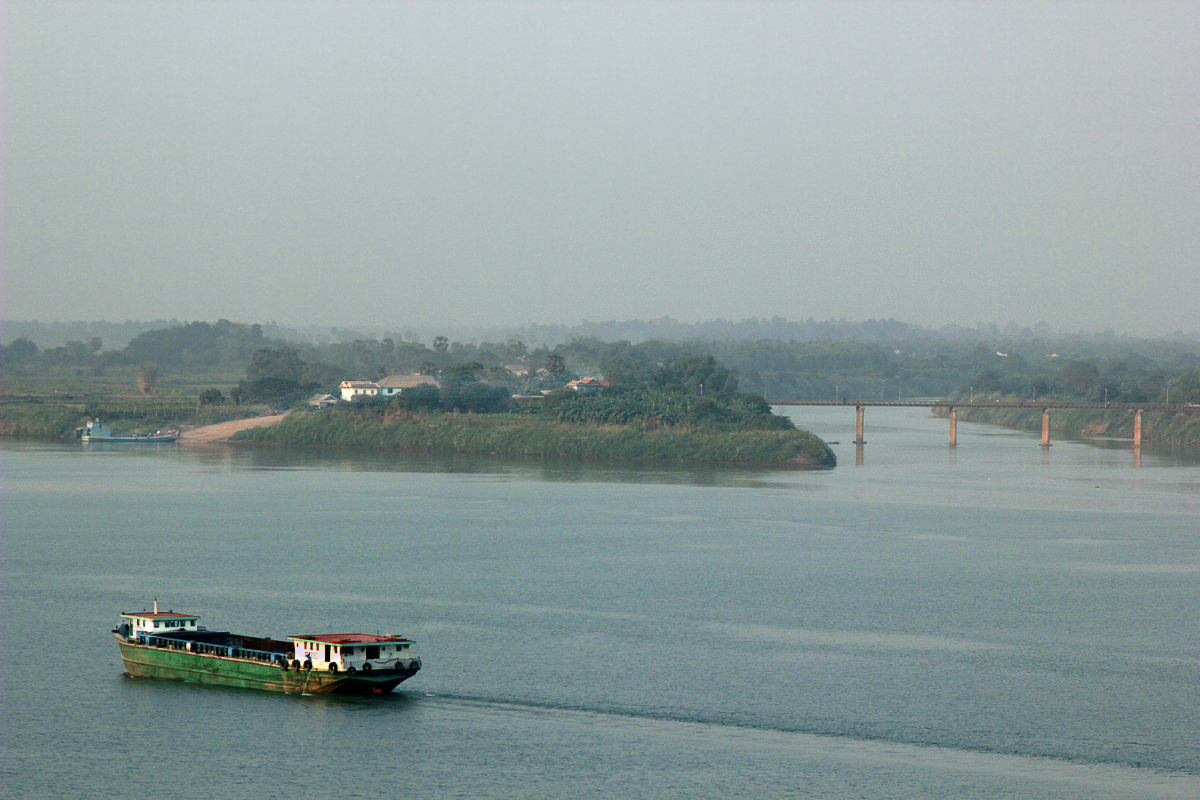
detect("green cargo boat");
top-left (114, 603), bottom-right (421, 695)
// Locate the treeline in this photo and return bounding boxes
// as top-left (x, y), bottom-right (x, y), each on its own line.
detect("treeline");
top-left (946, 348), bottom-right (1200, 405)
top-left (14, 315), bottom-right (1193, 351)
top-left (4, 319), bottom-right (1199, 405)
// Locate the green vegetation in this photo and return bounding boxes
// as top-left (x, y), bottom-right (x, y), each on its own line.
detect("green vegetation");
top-left (9, 314), bottom-right (1198, 455)
top-left (541, 389), bottom-right (790, 430)
top-left (0, 396), bottom-right (266, 439)
top-left (235, 405), bottom-right (835, 468)
top-left (5, 318), bottom-right (1198, 405)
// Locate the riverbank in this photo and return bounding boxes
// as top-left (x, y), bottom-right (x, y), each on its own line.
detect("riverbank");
top-left (177, 413), bottom-right (288, 443)
top-left (934, 392), bottom-right (1200, 447)
top-left (0, 397), bottom-right (280, 440)
top-left (234, 407), bottom-right (837, 468)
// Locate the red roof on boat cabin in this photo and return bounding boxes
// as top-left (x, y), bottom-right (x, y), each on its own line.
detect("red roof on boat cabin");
top-left (121, 611), bottom-right (198, 619)
top-left (289, 633), bottom-right (409, 644)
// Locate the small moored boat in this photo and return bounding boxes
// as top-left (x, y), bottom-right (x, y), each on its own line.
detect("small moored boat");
top-left (114, 602), bottom-right (421, 695)
top-left (78, 419), bottom-right (179, 443)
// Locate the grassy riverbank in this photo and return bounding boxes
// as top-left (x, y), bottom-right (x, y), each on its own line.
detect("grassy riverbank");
top-left (235, 406), bottom-right (837, 467)
top-left (936, 392), bottom-right (1200, 446)
top-left (0, 397), bottom-right (266, 439)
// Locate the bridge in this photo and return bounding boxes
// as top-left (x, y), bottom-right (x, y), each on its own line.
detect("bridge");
top-left (768, 399), bottom-right (1195, 448)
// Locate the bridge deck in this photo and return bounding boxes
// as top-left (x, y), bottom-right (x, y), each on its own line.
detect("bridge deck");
top-left (768, 400), bottom-right (1194, 411)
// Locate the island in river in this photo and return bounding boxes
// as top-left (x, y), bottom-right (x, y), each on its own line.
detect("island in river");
top-left (233, 391), bottom-right (837, 468)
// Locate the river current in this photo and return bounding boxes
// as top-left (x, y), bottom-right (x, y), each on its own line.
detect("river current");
top-left (2, 407), bottom-right (1197, 798)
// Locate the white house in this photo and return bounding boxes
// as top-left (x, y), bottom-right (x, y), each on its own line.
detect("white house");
top-left (339, 381), bottom-right (380, 401)
top-left (376, 374), bottom-right (440, 397)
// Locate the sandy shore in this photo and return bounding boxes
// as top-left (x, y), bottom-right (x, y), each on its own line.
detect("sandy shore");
top-left (177, 413), bottom-right (289, 444)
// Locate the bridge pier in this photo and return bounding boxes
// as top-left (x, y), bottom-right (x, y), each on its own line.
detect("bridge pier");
top-left (1133, 409), bottom-right (1142, 448)
top-left (854, 405), bottom-right (865, 444)
top-left (948, 407), bottom-right (957, 447)
top-left (1041, 408), bottom-right (1051, 447)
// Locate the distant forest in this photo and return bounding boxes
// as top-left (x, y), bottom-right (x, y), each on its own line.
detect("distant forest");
top-left (3, 317), bottom-right (1199, 405)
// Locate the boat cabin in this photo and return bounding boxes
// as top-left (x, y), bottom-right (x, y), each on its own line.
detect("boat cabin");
top-left (119, 609), bottom-right (200, 640)
top-left (79, 419), bottom-right (113, 439)
top-left (288, 633), bottom-right (416, 671)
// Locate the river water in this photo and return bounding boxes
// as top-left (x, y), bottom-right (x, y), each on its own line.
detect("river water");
top-left (2, 407), bottom-right (1197, 799)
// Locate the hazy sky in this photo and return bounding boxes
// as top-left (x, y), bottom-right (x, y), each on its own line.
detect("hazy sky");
top-left (6, 1), bottom-right (1198, 334)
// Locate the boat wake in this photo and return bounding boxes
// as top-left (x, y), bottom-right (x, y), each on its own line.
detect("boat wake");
top-left (417, 692), bottom-right (1199, 799)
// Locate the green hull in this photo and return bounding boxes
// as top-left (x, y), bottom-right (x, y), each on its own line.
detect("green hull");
top-left (117, 638), bottom-right (418, 695)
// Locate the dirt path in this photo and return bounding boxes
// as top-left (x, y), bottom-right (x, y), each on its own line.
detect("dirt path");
top-left (177, 413), bottom-right (289, 444)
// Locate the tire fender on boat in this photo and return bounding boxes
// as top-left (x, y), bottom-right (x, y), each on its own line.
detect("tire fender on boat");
top-left (347, 666), bottom-right (356, 674)
top-left (362, 662), bottom-right (372, 671)
top-left (303, 660), bottom-right (313, 670)
top-left (292, 660), bottom-right (302, 670)
top-left (328, 663), bottom-right (338, 673)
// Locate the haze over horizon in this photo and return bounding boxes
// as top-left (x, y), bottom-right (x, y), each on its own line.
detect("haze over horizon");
top-left (6, 1), bottom-right (1198, 337)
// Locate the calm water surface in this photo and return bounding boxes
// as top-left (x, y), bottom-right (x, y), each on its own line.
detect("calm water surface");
top-left (3, 407), bottom-right (1198, 798)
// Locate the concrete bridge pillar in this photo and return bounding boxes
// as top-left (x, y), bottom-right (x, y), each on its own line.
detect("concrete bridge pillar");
top-left (1133, 409), bottom-right (1142, 448)
top-left (1041, 408), bottom-right (1051, 447)
top-left (949, 407), bottom-right (957, 447)
top-left (854, 405), bottom-right (865, 445)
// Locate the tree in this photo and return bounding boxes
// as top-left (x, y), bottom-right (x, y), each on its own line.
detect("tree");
top-left (234, 377), bottom-right (301, 404)
top-left (247, 347), bottom-right (304, 382)
top-left (1058, 360), bottom-right (1099, 395)
top-left (199, 388), bottom-right (225, 405)
top-left (301, 361), bottom-right (344, 389)
top-left (138, 363), bottom-right (160, 394)
top-left (440, 361), bottom-right (485, 393)
top-left (598, 342), bottom-right (651, 392)
top-left (1, 337), bottom-right (39, 365)
top-left (393, 383), bottom-right (442, 411)
top-left (1170, 370), bottom-right (1200, 404)
top-left (545, 353), bottom-right (566, 377)
top-left (652, 354), bottom-right (737, 396)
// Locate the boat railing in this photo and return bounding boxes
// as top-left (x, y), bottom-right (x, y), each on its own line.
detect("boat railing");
top-left (137, 634), bottom-right (285, 664)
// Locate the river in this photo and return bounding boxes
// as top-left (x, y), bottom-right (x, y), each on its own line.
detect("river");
top-left (2, 406), bottom-right (1197, 799)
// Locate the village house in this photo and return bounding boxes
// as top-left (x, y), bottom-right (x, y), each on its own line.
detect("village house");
top-left (307, 393), bottom-right (339, 409)
top-left (566, 377), bottom-right (610, 394)
top-left (339, 381), bottom-right (380, 401)
top-left (340, 375), bottom-right (440, 402)
top-left (376, 374), bottom-right (440, 397)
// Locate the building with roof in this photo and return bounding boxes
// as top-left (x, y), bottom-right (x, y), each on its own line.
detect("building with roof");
top-left (339, 381), bottom-right (380, 401)
top-left (376, 374), bottom-right (440, 397)
top-left (565, 377), bottom-right (610, 394)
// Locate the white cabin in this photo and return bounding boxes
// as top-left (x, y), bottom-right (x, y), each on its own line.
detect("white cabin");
top-left (287, 633), bottom-right (417, 671)
top-left (120, 609), bottom-right (200, 639)
top-left (82, 419), bottom-right (114, 438)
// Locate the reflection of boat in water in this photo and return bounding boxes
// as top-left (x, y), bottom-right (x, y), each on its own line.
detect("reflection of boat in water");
top-left (76, 419), bottom-right (179, 442)
top-left (114, 601), bottom-right (422, 695)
